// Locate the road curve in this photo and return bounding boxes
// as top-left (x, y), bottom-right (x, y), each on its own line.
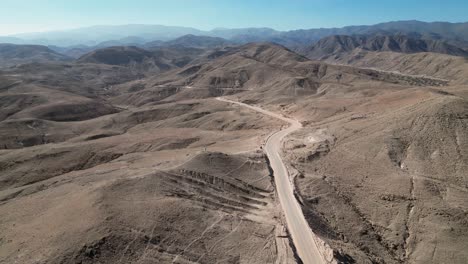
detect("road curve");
top-left (216, 97), bottom-right (325, 264)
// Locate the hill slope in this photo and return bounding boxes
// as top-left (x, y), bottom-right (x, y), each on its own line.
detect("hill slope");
top-left (0, 44), bottom-right (71, 67)
top-left (305, 34), bottom-right (468, 59)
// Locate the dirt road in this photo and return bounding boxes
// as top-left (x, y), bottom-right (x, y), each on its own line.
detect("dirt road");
top-left (217, 97), bottom-right (325, 264)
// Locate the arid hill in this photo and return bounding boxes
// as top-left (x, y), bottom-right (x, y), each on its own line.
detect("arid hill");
top-left (162, 34), bottom-right (232, 49)
top-left (77, 45), bottom-right (215, 74)
top-left (304, 34), bottom-right (468, 59)
top-left (77, 46), bottom-right (176, 73)
top-left (318, 49), bottom-right (468, 85)
top-left (0, 43), bottom-right (71, 67)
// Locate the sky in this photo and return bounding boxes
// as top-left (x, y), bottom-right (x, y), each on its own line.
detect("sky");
top-left (1, 0), bottom-right (468, 35)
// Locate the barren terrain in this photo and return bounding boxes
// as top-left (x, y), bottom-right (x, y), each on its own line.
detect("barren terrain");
top-left (0, 37), bottom-right (467, 264)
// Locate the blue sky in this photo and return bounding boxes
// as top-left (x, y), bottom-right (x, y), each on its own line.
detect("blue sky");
top-left (1, 0), bottom-right (468, 35)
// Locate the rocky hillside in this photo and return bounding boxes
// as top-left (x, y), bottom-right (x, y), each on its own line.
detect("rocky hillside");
top-left (0, 44), bottom-right (71, 67)
top-left (305, 34), bottom-right (468, 59)
top-left (77, 45), bottom-right (207, 73)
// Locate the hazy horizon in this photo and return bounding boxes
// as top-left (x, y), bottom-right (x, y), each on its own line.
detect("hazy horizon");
top-left (4, 19), bottom-right (468, 38)
top-left (1, 0), bottom-right (468, 36)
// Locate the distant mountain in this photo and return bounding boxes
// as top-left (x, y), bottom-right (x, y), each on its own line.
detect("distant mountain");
top-left (142, 40), bottom-right (165, 49)
top-left (161, 35), bottom-right (231, 49)
top-left (77, 46), bottom-right (154, 65)
top-left (0, 36), bottom-right (26, 44)
top-left (2, 21), bottom-right (467, 48)
top-left (77, 45), bottom-right (207, 72)
top-left (49, 34), bottom-right (229, 60)
top-left (211, 27), bottom-right (279, 40)
top-left (0, 44), bottom-right (71, 67)
top-left (305, 34), bottom-right (468, 59)
top-left (95, 36), bottom-right (148, 48)
top-left (49, 45), bottom-right (95, 59)
top-left (361, 20), bottom-right (468, 40)
top-left (9, 25), bottom-right (205, 46)
top-left (149, 45), bottom-right (207, 67)
top-left (278, 20), bottom-right (468, 47)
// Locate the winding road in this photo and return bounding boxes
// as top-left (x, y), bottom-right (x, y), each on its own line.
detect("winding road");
top-left (217, 97), bottom-right (325, 264)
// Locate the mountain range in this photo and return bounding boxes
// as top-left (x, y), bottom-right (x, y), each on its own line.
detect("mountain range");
top-left (2, 31), bottom-right (468, 70)
top-left (2, 20), bottom-right (468, 48)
